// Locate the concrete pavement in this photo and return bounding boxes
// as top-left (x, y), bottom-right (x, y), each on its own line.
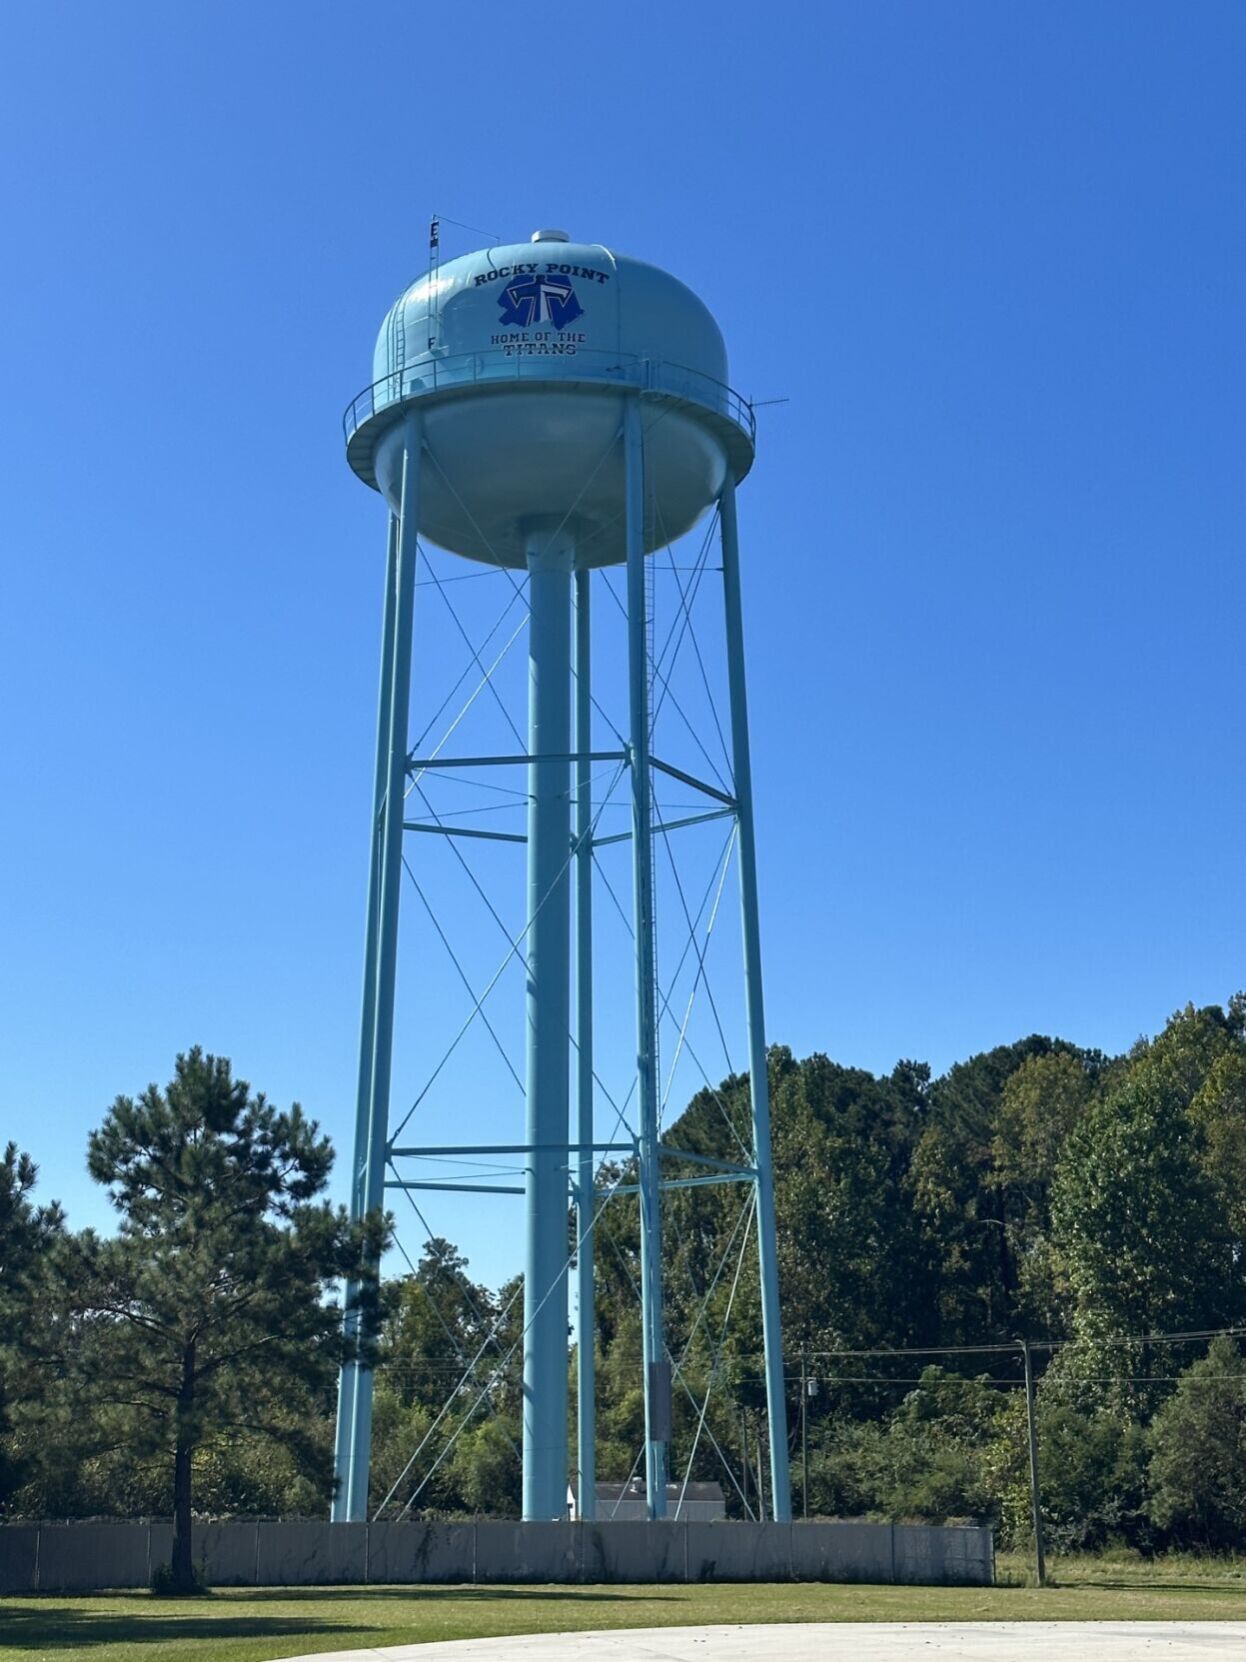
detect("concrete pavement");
top-left (285, 1622), bottom-right (1246, 1660)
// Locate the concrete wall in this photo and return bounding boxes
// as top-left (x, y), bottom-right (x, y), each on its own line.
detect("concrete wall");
top-left (0, 1518), bottom-right (993, 1593)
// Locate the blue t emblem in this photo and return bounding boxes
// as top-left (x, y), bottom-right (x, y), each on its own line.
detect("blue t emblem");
top-left (498, 274), bottom-right (584, 330)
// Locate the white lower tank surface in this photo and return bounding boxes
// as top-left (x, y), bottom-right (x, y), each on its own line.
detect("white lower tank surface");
top-left (371, 388), bottom-right (729, 567)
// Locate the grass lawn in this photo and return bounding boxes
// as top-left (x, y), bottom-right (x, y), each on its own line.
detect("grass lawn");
top-left (3, 1552), bottom-right (1245, 1661)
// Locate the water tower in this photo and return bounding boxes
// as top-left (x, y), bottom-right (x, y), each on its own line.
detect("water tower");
top-left (332, 229), bottom-right (790, 1525)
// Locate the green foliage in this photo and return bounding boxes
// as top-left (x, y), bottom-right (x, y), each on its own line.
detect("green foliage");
top-left (9, 997), bottom-right (1246, 1549)
top-left (0, 1143), bottom-right (62, 1346)
top-left (449, 1418), bottom-right (523, 1515)
top-left (378, 1238), bottom-right (503, 1410)
top-left (149, 1557), bottom-right (205, 1595)
top-left (769, 1052), bottom-right (932, 1355)
top-left (994, 1051), bottom-right (1096, 1194)
top-left (34, 1048), bottom-right (387, 1586)
top-left (1189, 1049), bottom-right (1246, 1242)
top-left (810, 1369), bottom-right (1003, 1523)
top-left (0, 1144), bottom-right (63, 1510)
top-left (1052, 1078), bottom-right (1229, 1342)
top-left (367, 1239), bottom-right (522, 1517)
top-left (902, 1038), bottom-right (1100, 1347)
top-left (1149, 1337), bottom-right (1246, 1548)
top-left (990, 1388), bottom-right (1149, 1553)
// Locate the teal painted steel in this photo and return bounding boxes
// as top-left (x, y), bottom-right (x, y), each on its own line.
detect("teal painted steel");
top-left (625, 396), bottom-right (668, 1519)
top-left (384, 1180), bottom-right (526, 1196)
top-left (609, 1171), bottom-right (758, 1196)
top-left (371, 240), bottom-right (726, 393)
top-left (331, 512), bottom-right (399, 1523)
top-left (337, 412), bottom-right (421, 1523)
top-left (345, 236), bottom-right (752, 567)
top-left (719, 478), bottom-right (792, 1524)
top-left (574, 567), bottom-right (596, 1522)
top-left (390, 1142), bottom-right (632, 1158)
top-left (522, 526), bottom-right (574, 1520)
top-left (407, 751), bottom-right (625, 770)
top-left (335, 232), bottom-right (789, 1536)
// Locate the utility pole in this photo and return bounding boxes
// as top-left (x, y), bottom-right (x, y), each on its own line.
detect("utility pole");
top-left (801, 1352), bottom-right (809, 1520)
top-left (740, 1409), bottom-right (749, 1518)
top-left (1019, 1337), bottom-right (1046, 1587)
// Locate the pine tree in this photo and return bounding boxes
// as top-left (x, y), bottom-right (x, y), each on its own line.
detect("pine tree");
top-left (61, 1048), bottom-right (386, 1591)
top-left (0, 1144), bottom-right (63, 1508)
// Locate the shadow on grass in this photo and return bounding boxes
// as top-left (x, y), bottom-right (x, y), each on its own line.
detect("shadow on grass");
top-left (1055, 1577), bottom-right (1246, 1595)
top-left (0, 1608), bottom-right (361, 1651)
top-left (0, 1586), bottom-right (677, 1650)
top-left (236, 1586), bottom-right (673, 1604)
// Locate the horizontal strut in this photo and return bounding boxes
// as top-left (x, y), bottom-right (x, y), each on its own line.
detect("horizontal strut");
top-left (384, 1180), bottom-right (526, 1196)
top-left (408, 750), bottom-right (625, 772)
top-left (657, 1145), bottom-right (757, 1174)
top-left (389, 1141), bottom-right (635, 1158)
top-left (403, 821), bottom-right (528, 845)
top-left (592, 806), bottom-right (737, 849)
top-left (610, 1171), bottom-right (758, 1196)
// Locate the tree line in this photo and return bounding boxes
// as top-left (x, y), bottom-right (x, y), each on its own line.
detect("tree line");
top-left (3, 998), bottom-right (1246, 1583)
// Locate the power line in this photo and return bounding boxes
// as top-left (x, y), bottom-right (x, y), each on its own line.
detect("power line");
top-left (704, 1325), bottom-right (1246, 1365)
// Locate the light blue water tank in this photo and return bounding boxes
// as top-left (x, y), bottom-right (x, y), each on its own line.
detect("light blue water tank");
top-left (344, 231), bottom-right (754, 567)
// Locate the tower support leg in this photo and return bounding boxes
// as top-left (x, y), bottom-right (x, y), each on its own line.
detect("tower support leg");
top-left (625, 397), bottom-right (669, 1519)
top-left (522, 525), bottom-right (573, 1521)
top-left (332, 512), bottom-right (397, 1521)
top-left (719, 476), bottom-right (792, 1524)
top-left (333, 410), bottom-right (421, 1523)
top-left (573, 566), bottom-right (596, 1522)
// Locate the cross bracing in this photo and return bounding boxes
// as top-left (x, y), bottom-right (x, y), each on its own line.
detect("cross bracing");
top-left (333, 402), bottom-right (790, 1528)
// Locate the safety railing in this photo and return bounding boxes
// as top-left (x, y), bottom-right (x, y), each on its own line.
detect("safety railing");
top-left (342, 347), bottom-right (755, 449)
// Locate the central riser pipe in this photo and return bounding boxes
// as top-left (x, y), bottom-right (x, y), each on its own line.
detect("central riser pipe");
top-left (522, 528), bottom-right (573, 1520)
top-left (625, 397), bottom-right (669, 1518)
top-left (574, 568), bottom-right (596, 1521)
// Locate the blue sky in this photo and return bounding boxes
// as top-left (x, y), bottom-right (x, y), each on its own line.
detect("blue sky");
top-left (2, 3), bottom-right (1244, 1287)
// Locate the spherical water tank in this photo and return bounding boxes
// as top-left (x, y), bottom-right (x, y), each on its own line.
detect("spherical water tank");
top-left (344, 231), bottom-right (754, 568)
